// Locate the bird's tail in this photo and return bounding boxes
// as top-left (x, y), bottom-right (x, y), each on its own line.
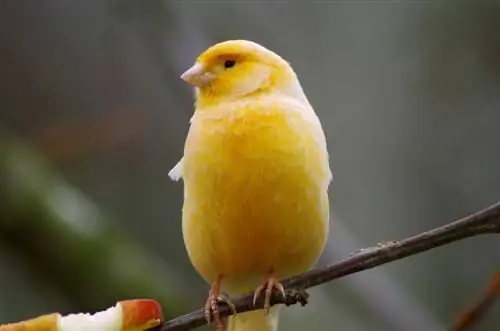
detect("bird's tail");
top-left (227, 305), bottom-right (280, 331)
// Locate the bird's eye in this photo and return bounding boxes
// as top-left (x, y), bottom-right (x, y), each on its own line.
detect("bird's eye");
top-left (224, 60), bottom-right (236, 69)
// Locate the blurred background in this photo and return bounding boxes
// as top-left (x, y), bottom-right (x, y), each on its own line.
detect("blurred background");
top-left (0, 1), bottom-right (499, 330)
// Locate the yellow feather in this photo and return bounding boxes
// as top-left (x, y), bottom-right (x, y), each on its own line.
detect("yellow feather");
top-left (171, 40), bottom-right (332, 331)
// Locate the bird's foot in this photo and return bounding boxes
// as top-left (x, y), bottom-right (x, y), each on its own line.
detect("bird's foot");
top-left (253, 275), bottom-right (286, 314)
top-left (205, 275), bottom-right (237, 331)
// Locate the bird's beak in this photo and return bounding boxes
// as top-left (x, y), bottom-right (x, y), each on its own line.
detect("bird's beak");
top-left (180, 63), bottom-right (213, 87)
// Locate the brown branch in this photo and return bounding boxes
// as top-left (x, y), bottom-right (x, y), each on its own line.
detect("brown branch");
top-left (451, 270), bottom-right (500, 331)
top-left (152, 201), bottom-right (500, 331)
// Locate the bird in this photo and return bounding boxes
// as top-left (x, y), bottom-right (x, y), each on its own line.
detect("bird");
top-left (169, 39), bottom-right (332, 331)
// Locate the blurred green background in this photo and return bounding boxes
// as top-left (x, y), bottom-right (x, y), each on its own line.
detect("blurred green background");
top-left (0, 1), bottom-right (499, 330)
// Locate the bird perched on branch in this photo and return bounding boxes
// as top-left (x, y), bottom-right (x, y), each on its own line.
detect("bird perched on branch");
top-left (169, 39), bottom-right (332, 331)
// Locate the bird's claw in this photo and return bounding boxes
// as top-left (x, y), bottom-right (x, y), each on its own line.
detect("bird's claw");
top-left (253, 276), bottom-right (286, 314)
top-left (204, 291), bottom-right (236, 330)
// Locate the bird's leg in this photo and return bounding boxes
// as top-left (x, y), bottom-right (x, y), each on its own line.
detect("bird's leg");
top-left (205, 274), bottom-right (237, 331)
top-left (252, 272), bottom-right (286, 314)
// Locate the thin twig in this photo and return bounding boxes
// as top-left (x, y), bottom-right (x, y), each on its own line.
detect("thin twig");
top-left (152, 201), bottom-right (500, 331)
top-left (451, 270), bottom-right (500, 331)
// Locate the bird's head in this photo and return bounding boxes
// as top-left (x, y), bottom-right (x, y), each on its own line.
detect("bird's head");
top-left (180, 40), bottom-right (306, 107)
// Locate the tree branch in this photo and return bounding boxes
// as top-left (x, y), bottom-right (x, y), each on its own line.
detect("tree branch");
top-left (451, 270), bottom-right (500, 331)
top-left (152, 201), bottom-right (500, 331)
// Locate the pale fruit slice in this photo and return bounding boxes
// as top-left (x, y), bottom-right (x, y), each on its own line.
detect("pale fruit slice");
top-left (0, 299), bottom-right (163, 331)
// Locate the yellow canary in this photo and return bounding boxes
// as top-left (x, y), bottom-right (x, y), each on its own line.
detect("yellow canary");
top-left (169, 40), bottom-right (332, 331)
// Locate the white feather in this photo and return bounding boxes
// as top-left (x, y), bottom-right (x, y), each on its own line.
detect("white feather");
top-left (168, 158), bottom-right (184, 181)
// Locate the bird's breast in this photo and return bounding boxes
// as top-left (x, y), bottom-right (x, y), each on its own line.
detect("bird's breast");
top-left (182, 101), bottom-right (330, 290)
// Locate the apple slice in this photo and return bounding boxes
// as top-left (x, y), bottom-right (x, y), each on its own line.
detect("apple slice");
top-left (0, 299), bottom-right (164, 331)
top-left (0, 313), bottom-right (59, 331)
top-left (120, 299), bottom-right (164, 331)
